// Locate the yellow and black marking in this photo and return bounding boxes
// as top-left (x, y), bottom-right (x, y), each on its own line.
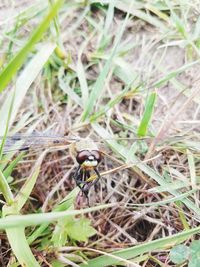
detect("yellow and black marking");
top-left (71, 139), bottom-right (102, 197)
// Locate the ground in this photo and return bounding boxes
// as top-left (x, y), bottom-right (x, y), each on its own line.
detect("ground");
top-left (0, 1), bottom-right (200, 266)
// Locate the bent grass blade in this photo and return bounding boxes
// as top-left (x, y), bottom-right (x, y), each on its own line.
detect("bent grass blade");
top-left (14, 150), bottom-right (48, 212)
top-left (0, 204), bottom-right (115, 229)
top-left (0, 43), bottom-right (56, 137)
top-left (0, 0), bottom-right (63, 93)
top-left (81, 3), bottom-right (131, 121)
top-left (0, 1), bottom-right (64, 266)
top-left (80, 225), bottom-right (200, 267)
top-left (6, 227), bottom-right (40, 267)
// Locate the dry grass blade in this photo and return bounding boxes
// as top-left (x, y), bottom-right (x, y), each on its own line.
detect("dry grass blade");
top-left (0, 0), bottom-right (200, 266)
top-left (81, 2), bottom-right (131, 121)
top-left (146, 87), bottom-right (200, 159)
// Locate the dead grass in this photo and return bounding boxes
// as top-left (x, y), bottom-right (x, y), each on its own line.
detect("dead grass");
top-left (0, 0), bottom-right (200, 266)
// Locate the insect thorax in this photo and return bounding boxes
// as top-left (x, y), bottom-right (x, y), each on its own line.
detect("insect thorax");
top-left (74, 139), bottom-right (99, 152)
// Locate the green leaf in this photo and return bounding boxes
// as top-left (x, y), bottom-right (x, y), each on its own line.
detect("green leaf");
top-left (170, 244), bottom-right (190, 264)
top-left (54, 187), bottom-right (80, 212)
top-left (66, 216), bottom-right (96, 242)
top-left (0, 0), bottom-right (63, 93)
top-left (52, 218), bottom-right (69, 247)
top-left (189, 240), bottom-right (200, 267)
top-left (52, 212), bottom-right (96, 246)
top-left (51, 260), bottom-right (66, 267)
top-left (137, 91), bottom-right (157, 137)
top-left (28, 188), bottom-right (80, 245)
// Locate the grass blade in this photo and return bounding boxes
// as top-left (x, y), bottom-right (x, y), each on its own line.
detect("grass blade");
top-left (0, 203), bottom-right (115, 229)
top-left (3, 152), bottom-right (25, 178)
top-left (92, 123), bottom-right (200, 217)
top-left (153, 60), bottom-right (200, 88)
top-left (90, 80), bottom-right (136, 121)
top-left (14, 150), bottom-right (48, 212)
top-left (114, 0), bottom-right (168, 32)
top-left (137, 91), bottom-right (157, 137)
top-left (0, 43), bottom-right (56, 136)
top-left (81, 3), bottom-right (131, 121)
top-left (80, 226), bottom-right (200, 267)
top-left (6, 227), bottom-right (40, 267)
top-left (187, 149), bottom-right (196, 187)
top-left (0, 169), bottom-right (14, 205)
top-left (0, 90), bottom-right (15, 159)
top-left (0, 0), bottom-right (63, 93)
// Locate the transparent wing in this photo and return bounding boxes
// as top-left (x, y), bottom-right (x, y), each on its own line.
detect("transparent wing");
top-left (1, 133), bottom-right (75, 153)
top-left (1, 131), bottom-right (153, 154)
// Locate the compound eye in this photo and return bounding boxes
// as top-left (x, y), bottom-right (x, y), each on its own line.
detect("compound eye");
top-left (91, 150), bottom-right (102, 163)
top-left (76, 150), bottom-right (91, 164)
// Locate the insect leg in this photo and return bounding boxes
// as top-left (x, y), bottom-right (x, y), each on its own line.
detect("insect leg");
top-left (82, 168), bottom-right (101, 193)
top-left (81, 170), bottom-right (90, 196)
top-left (73, 165), bottom-right (84, 187)
top-left (90, 167), bottom-right (101, 187)
top-left (74, 166), bottom-right (89, 196)
top-left (74, 169), bottom-right (90, 205)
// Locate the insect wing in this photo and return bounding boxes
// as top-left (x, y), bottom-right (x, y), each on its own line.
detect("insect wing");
top-left (0, 132), bottom-right (151, 155)
top-left (0, 134), bottom-right (73, 154)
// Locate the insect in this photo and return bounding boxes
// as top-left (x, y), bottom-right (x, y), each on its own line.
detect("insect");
top-left (0, 132), bottom-right (152, 200)
top-left (70, 139), bottom-right (102, 198)
top-left (0, 133), bottom-right (107, 199)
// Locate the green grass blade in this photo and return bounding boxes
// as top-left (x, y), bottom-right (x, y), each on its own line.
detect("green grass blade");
top-left (0, 90), bottom-right (15, 160)
top-left (115, 0), bottom-right (168, 32)
top-left (92, 123), bottom-right (200, 217)
top-left (6, 227), bottom-right (40, 267)
top-left (27, 188), bottom-right (80, 244)
top-left (58, 67), bottom-right (83, 107)
top-left (90, 80), bottom-right (136, 121)
top-left (137, 91), bottom-right (157, 137)
top-left (0, 169), bottom-right (14, 205)
top-left (81, 4), bottom-right (130, 121)
top-left (176, 201), bottom-right (190, 230)
top-left (0, 0), bottom-right (63, 93)
top-left (80, 226), bottom-right (200, 267)
top-left (0, 43), bottom-right (56, 136)
top-left (128, 190), bottom-right (197, 208)
top-left (165, 0), bottom-right (186, 38)
top-left (14, 150), bottom-right (48, 212)
top-left (3, 152), bottom-right (25, 179)
top-left (77, 33), bottom-right (93, 104)
top-left (187, 149), bottom-right (196, 187)
top-left (103, 1), bottom-right (115, 38)
top-left (0, 203), bottom-right (115, 229)
top-left (153, 60), bottom-right (200, 88)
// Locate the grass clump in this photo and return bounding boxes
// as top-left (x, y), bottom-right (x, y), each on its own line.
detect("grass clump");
top-left (0, 0), bottom-right (200, 266)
